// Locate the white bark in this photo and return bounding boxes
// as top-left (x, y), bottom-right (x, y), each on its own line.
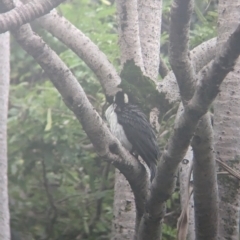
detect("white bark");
top-left (138, 0), bottom-right (162, 80)
top-left (157, 38), bottom-right (216, 104)
top-left (116, 0), bottom-right (144, 71)
top-left (0, 0), bottom-right (65, 33)
top-left (111, 170), bottom-right (136, 240)
top-left (37, 10), bottom-right (121, 97)
top-left (214, 1), bottom-right (240, 239)
top-left (0, 32), bottom-right (10, 240)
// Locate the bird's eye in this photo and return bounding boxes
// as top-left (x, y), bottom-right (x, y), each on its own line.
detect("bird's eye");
top-left (124, 93), bottom-right (129, 104)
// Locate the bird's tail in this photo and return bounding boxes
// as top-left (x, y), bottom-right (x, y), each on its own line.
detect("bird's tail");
top-left (150, 163), bottom-right (157, 182)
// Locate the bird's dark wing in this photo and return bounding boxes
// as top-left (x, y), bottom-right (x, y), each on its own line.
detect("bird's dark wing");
top-left (116, 104), bottom-right (160, 179)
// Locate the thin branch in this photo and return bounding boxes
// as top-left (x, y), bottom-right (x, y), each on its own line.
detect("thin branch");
top-left (37, 10), bottom-right (121, 97)
top-left (138, 22), bottom-right (240, 240)
top-left (216, 159), bottom-right (240, 181)
top-left (0, 0), bottom-right (66, 33)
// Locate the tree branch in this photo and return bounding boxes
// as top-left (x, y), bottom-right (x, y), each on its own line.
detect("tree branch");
top-left (0, 0), bottom-right (149, 225)
top-left (192, 114), bottom-right (218, 240)
top-left (138, 22), bottom-right (240, 240)
top-left (116, 0), bottom-right (144, 71)
top-left (169, 1), bottom-right (219, 236)
top-left (0, 0), bottom-right (65, 33)
top-left (0, 31), bottom-right (10, 240)
top-left (138, 0), bottom-right (162, 80)
top-left (177, 105), bottom-right (195, 240)
top-left (169, 0), bottom-right (195, 103)
top-left (37, 10), bottom-right (121, 97)
top-left (157, 38), bottom-right (216, 104)
top-left (165, 3), bottom-right (218, 235)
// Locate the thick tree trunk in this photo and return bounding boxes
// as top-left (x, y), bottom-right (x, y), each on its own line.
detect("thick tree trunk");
top-left (111, 170), bottom-right (136, 240)
top-left (0, 32), bottom-right (10, 240)
top-left (214, 1), bottom-right (240, 239)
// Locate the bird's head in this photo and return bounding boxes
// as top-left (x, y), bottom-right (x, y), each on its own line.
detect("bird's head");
top-left (113, 91), bottom-right (129, 107)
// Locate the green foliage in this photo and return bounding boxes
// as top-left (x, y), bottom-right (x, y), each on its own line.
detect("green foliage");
top-left (9, 1), bottom-right (118, 239)
top-left (8, 79), bottom-right (114, 239)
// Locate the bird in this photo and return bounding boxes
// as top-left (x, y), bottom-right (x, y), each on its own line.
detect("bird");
top-left (105, 90), bottom-right (160, 181)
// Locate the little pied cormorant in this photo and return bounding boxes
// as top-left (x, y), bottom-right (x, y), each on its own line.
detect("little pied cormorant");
top-left (105, 91), bottom-right (160, 181)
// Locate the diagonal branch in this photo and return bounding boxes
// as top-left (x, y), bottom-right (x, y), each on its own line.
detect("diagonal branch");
top-left (0, 0), bottom-right (65, 33)
top-left (36, 10), bottom-right (121, 97)
top-left (0, 0), bottom-right (149, 225)
top-left (168, 1), bottom-right (218, 237)
top-left (138, 22), bottom-right (240, 240)
top-left (157, 38), bottom-right (216, 104)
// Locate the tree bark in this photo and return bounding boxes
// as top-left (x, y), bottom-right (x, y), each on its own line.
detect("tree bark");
top-left (0, 0), bottom-right (65, 33)
top-left (138, 0), bottom-right (162, 80)
top-left (37, 10), bottom-right (121, 97)
top-left (0, 31), bottom-right (10, 240)
top-left (214, 1), bottom-right (240, 239)
top-left (116, 0), bottom-right (144, 71)
top-left (111, 170), bottom-right (136, 240)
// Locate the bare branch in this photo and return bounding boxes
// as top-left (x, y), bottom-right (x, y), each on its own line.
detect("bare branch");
top-left (138, 22), bottom-right (240, 240)
top-left (116, 0), bottom-right (144, 70)
top-left (0, 0), bottom-right (149, 220)
top-left (164, 4), bottom-right (218, 235)
top-left (37, 10), bottom-right (121, 97)
top-left (0, 0), bottom-right (65, 33)
top-left (192, 115), bottom-right (218, 240)
top-left (138, 0), bottom-right (162, 80)
top-left (216, 160), bottom-right (240, 181)
top-left (178, 106), bottom-right (195, 240)
top-left (169, 0), bottom-right (195, 103)
top-left (157, 38), bottom-right (216, 104)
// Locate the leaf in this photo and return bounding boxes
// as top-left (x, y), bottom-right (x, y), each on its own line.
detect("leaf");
top-left (194, 4), bottom-right (206, 23)
top-left (101, 0), bottom-right (111, 5)
top-left (44, 108), bottom-right (52, 131)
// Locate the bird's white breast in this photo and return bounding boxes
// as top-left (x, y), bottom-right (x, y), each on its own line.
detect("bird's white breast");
top-left (105, 104), bottom-right (132, 151)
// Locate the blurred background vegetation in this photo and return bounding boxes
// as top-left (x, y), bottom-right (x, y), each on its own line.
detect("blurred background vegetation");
top-left (8, 0), bottom-right (217, 239)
